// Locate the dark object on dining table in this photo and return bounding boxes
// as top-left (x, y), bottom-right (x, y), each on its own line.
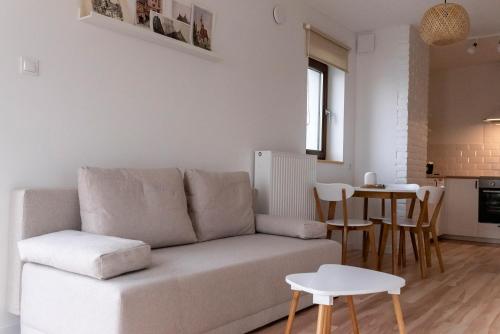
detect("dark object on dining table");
top-left (361, 184), bottom-right (386, 189)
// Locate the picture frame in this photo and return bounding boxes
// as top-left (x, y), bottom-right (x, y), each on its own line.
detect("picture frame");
top-left (136, 0), bottom-right (162, 26)
top-left (150, 10), bottom-right (191, 43)
top-left (82, 0), bottom-right (134, 23)
top-left (172, 0), bottom-right (192, 25)
top-left (191, 4), bottom-right (214, 51)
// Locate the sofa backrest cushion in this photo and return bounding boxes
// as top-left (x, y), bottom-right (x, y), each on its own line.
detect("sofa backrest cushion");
top-left (79, 167), bottom-right (197, 248)
top-left (184, 169), bottom-right (255, 242)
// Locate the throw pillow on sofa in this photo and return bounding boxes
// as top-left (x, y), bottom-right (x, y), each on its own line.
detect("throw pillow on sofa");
top-left (18, 230), bottom-right (151, 280)
top-left (184, 169), bottom-right (255, 242)
top-left (78, 167), bottom-right (197, 248)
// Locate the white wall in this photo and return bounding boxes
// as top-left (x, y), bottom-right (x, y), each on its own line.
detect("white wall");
top-left (0, 0), bottom-right (356, 328)
top-left (354, 26), bottom-right (411, 186)
top-left (354, 25), bottom-right (430, 220)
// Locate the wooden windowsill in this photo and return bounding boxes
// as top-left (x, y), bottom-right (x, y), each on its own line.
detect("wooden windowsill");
top-left (318, 160), bottom-right (344, 165)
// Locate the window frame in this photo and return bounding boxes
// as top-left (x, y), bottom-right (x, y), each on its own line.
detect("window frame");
top-left (306, 58), bottom-right (329, 160)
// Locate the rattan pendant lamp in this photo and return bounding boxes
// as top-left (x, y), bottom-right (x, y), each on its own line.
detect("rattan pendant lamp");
top-left (420, 0), bottom-right (470, 46)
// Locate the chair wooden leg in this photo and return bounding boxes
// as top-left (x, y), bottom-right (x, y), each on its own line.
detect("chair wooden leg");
top-left (392, 295), bottom-right (406, 334)
top-left (417, 230), bottom-right (427, 279)
top-left (400, 229), bottom-right (407, 267)
top-left (398, 229), bottom-right (403, 267)
top-left (362, 231), bottom-right (369, 262)
top-left (378, 224), bottom-right (384, 256)
top-left (378, 224), bottom-right (389, 270)
top-left (347, 296), bottom-right (360, 334)
top-left (368, 227), bottom-right (378, 269)
top-left (316, 305), bottom-right (327, 334)
top-left (342, 228), bottom-right (349, 265)
top-left (285, 291), bottom-right (300, 334)
top-left (424, 230), bottom-right (432, 268)
top-left (409, 232), bottom-right (419, 262)
top-left (431, 226), bottom-right (445, 273)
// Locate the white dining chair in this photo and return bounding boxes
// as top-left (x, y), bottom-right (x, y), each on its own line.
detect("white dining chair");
top-left (367, 184), bottom-right (420, 266)
top-left (314, 183), bottom-right (378, 267)
top-left (380, 186), bottom-right (445, 279)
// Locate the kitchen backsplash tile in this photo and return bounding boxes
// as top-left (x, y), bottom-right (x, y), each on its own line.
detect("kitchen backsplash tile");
top-left (429, 143), bottom-right (500, 176)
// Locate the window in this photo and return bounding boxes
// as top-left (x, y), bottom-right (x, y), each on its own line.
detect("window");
top-left (306, 58), bottom-right (328, 160)
top-left (304, 25), bottom-right (349, 162)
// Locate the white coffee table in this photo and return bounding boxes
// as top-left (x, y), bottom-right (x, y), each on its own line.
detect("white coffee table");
top-left (285, 264), bottom-right (406, 334)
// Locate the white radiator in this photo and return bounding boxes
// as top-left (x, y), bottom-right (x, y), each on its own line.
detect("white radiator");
top-left (254, 151), bottom-right (317, 220)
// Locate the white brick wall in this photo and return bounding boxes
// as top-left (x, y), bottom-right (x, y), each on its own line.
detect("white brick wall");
top-left (395, 29), bottom-right (410, 185)
top-left (395, 27), bottom-right (430, 186)
top-left (408, 27), bottom-right (430, 185)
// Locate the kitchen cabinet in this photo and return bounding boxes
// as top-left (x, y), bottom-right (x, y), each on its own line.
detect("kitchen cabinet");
top-left (440, 178), bottom-right (479, 237)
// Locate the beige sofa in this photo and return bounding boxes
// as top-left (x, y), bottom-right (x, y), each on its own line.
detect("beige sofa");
top-left (8, 186), bottom-right (341, 334)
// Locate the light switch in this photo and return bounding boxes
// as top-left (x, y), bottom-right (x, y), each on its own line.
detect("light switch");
top-left (19, 57), bottom-right (39, 76)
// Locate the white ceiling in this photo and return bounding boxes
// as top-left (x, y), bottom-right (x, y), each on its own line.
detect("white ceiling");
top-left (308, 0), bottom-right (500, 37)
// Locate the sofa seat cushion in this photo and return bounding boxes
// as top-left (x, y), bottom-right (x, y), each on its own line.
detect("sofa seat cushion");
top-left (184, 169), bottom-right (255, 242)
top-left (78, 167), bottom-right (197, 248)
top-left (21, 234), bottom-right (341, 334)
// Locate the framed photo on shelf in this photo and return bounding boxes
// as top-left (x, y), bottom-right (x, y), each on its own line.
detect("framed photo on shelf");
top-left (150, 10), bottom-right (168, 35)
top-left (172, 20), bottom-right (191, 43)
top-left (82, 0), bottom-right (134, 23)
top-left (172, 0), bottom-right (192, 25)
top-left (92, 0), bottom-right (124, 21)
top-left (150, 10), bottom-right (191, 43)
top-left (192, 5), bottom-right (214, 51)
top-left (136, 0), bottom-right (162, 26)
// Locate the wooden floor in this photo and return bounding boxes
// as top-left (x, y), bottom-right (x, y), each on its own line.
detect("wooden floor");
top-left (252, 240), bottom-right (500, 334)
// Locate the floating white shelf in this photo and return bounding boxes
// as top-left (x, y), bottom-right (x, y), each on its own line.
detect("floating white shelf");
top-left (79, 11), bottom-right (221, 62)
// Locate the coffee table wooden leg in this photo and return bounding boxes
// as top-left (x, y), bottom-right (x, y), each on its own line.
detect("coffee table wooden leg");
top-left (316, 305), bottom-right (327, 334)
top-left (324, 305), bottom-right (333, 334)
top-left (392, 295), bottom-right (406, 334)
top-left (285, 291), bottom-right (300, 334)
top-left (346, 296), bottom-right (360, 334)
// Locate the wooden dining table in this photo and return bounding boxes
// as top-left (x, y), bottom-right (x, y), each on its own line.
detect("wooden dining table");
top-left (353, 187), bottom-right (418, 275)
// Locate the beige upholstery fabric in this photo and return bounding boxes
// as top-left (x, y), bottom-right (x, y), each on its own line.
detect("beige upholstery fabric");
top-left (7, 189), bottom-right (81, 315)
top-left (256, 214), bottom-right (327, 239)
top-left (184, 169), bottom-right (255, 241)
top-left (18, 230), bottom-right (151, 280)
top-left (21, 296), bottom-right (314, 334)
top-left (79, 167), bottom-right (197, 248)
top-left (21, 234), bottom-right (341, 334)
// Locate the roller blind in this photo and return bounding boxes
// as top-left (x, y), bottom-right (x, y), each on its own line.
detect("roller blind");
top-left (305, 24), bottom-right (349, 72)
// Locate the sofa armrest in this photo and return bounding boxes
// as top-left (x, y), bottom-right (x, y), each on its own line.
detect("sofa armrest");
top-left (18, 230), bottom-right (151, 280)
top-left (255, 214), bottom-right (327, 239)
